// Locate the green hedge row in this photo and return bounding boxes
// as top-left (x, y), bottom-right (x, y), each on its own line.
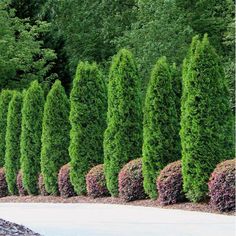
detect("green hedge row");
top-left (0, 36), bottom-right (233, 202)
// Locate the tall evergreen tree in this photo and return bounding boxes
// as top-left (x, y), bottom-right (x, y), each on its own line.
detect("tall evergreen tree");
top-left (0, 90), bottom-right (13, 167)
top-left (170, 63), bottom-right (182, 121)
top-left (20, 80), bottom-right (44, 195)
top-left (180, 35), bottom-right (234, 202)
top-left (5, 91), bottom-right (22, 195)
top-left (104, 49), bottom-right (142, 197)
top-left (69, 62), bottom-right (107, 195)
top-left (41, 80), bottom-right (70, 195)
top-left (142, 57), bottom-right (180, 199)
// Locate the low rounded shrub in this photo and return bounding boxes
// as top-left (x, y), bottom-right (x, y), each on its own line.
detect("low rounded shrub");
top-left (16, 171), bottom-right (27, 196)
top-left (0, 168), bottom-right (8, 197)
top-left (58, 164), bottom-right (75, 198)
top-left (208, 159), bottom-right (235, 212)
top-left (118, 158), bottom-right (146, 201)
top-left (157, 160), bottom-right (185, 205)
top-left (38, 174), bottom-right (49, 196)
top-left (86, 164), bottom-right (109, 198)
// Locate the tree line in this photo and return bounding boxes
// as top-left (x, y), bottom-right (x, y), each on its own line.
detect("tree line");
top-left (0, 0), bottom-right (234, 109)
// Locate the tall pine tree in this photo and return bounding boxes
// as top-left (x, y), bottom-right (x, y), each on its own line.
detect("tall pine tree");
top-left (69, 62), bottom-right (107, 195)
top-left (41, 80), bottom-right (70, 195)
top-left (20, 81), bottom-right (44, 195)
top-left (104, 49), bottom-right (142, 196)
top-left (0, 90), bottom-right (13, 167)
top-left (5, 91), bottom-right (22, 195)
top-left (180, 35), bottom-right (234, 202)
top-left (142, 57), bottom-right (180, 199)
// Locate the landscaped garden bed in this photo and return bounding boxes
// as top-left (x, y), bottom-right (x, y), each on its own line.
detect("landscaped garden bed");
top-left (0, 195), bottom-right (234, 216)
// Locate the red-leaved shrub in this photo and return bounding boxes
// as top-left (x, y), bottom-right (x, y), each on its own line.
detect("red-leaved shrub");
top-left (58, 164), bottom-right (75, 198)
top-left (17, 171), bottom-right (27, 196)
top-left (157, 160), bottom-right (185, 205)
top-left (208, 159), bottom-right (235, 212)
top-left (38, 174), bottom-right (49, 196)
top-left (119, 158), bottom-right (146, 201)
top-left (86, 164), bottom-right (109, 198)
top-left (0, 168), bottom-right (8, 197)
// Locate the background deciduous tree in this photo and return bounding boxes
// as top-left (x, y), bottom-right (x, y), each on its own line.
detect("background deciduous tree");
top-left (0, 1), bottom-right (56, 91)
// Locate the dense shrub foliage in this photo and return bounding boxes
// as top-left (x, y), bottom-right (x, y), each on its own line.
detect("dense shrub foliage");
top-left (170, 63), bottom-right (182, 124)
top-left (104, 49), bottom-right (142, 197)
top-left (0, 168), bottom-right (8, 197)
top-left (208, 159), bottom-right (235, 212)
top-left (38, 174), bottom-right (49, 196)
top-left (0, 2), bottom-right (56, 90)
top-left (86, 164), bottom-right (109, 198)
top-left (142, 57), bottom-right (180, 199)
top-left (157, 160), bottom-right (185, 205)
top-left (58, 164), bottom-right (75, 198)
top-left (69, 62), bottom-right (107, 195)
top-left (16, 171), bottom-right (27, 196)
top-left (119, 158), bottom-right (146, 202)
top-left (41, 80), bottom-right (70, 195)
top-left (20, 81), bottom-right (44, 195)
top-left (180, 35), bottom-right (234, 202)
top-left (5, 92), bottom-right (22, 195)
top-left (0, 90), bottom-right (13, 167)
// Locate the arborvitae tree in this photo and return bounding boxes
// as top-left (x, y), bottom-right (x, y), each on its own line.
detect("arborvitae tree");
top-left (104, 49), bottom-right (142, 197)
top-left (0, 90), bottom-right (13, 167)
top-left (180, 34), bottom-right (234, 202)
top-left (20, 80), bottom-right (44, 195)
top-left (5, 91), bottom-right (22, 195)
top-left (142, 57), bottom-right (180, 199)
top-left (69, 62), bottom-right (107, 195)
top-left (41, 80), bottom-right (70, 195)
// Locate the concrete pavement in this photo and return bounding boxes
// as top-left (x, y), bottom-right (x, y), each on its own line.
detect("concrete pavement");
top-left (0, 203), bottom-right (235, 236)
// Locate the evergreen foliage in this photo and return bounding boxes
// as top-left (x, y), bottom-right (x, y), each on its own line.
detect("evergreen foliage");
top-left (20, 80), bottom-right (44, 195)
top-left (170, 63), bottom-right (182, 121)
top-left (180, 34), bottom-right (234, 202)
top-left (69, 62), bottom-right (107, 195)
top-left (104, 49), bottom-right (142, 197)
top-left (142, 57), bottom-right (180, 199)
top-left (5, 91), bottom-right (22, 195)
top-left (0, 90), bottom-right (13, 167)
top-left (41, 80), bottom-right (70, 195)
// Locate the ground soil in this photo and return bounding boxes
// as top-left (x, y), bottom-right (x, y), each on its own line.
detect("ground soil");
top-left (0, 196), bottom-right (234, 216)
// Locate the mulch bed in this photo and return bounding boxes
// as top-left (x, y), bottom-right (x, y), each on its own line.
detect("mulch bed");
top-left (0, 218), bottom-right (41, 236)
top-left (0, 196), bottom-right (235, 216)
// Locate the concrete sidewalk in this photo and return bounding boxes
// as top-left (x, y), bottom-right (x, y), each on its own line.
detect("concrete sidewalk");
top-left (0, 203), bottom-right (235, 236)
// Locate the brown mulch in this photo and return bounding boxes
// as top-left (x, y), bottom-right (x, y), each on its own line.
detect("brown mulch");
top-left (0, 219), bottom-right (41, 236)
top-left (0, 195), bottom-right (235, 216)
